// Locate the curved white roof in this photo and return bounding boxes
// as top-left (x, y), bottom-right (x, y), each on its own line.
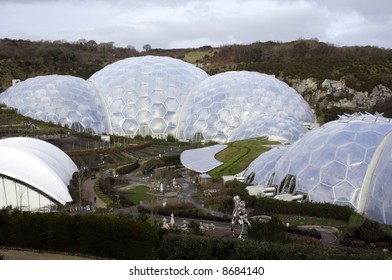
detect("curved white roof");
top-left (0, 75), bottom-right (107, 134)
top-left (89, 55), bottom-right (209, 136)
top-left (0, 137), bottom-right (77, 204)
top-left (180, 144), bottom-right (227, 173)
top-left (177, 71), bottom-right (315, 143)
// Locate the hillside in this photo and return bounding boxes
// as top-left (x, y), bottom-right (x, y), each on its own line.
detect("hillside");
top-left (1, 38), bottom-right (392, 121)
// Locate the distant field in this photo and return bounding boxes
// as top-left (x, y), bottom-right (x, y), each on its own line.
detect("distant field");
top-left (209, 138), bottom-right (278, 177)
top-left (183, 49), bottom-right (217, 64)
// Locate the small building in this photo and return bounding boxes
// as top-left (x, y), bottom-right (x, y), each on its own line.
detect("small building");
top-left (197, 173), bottom-right (212, 187)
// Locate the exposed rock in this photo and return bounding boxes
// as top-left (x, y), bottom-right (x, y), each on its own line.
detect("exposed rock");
top-left (291, 78), bottom-right (392, 110)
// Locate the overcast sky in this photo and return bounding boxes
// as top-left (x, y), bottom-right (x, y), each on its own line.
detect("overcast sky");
top-left (1, 0), bottom-right (391, 50)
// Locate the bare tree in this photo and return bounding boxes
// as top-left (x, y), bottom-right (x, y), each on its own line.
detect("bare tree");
top-left (142, 44), bottom-right (151, 52)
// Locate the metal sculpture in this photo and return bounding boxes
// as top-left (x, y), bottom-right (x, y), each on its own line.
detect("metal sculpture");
top-left (230, 195), bottom-right (251, 239)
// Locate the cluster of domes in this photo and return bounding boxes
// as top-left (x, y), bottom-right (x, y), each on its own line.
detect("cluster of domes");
top-left (244, 113), bottom-right (392, 225)
top-left (0, 55), bottom-right (315, 143)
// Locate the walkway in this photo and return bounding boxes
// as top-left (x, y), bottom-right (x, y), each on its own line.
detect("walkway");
top-left (81, 175), bottom-right (106, 208)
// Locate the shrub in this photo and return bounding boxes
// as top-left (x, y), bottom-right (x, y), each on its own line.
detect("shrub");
top-left (358, 219), bottom-right (385, 242)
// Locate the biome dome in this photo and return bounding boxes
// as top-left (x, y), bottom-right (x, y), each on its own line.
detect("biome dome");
top-left (177, 71), bottom-right (315, 143)
top-left (0, 75), bottom-right (108, 134)
top-left (246, 113), bottom-right (392, 224)
top-left (229, 115), bottom-right (308, 143)
top-left (89, 55), bottom-right (209, 137)
top-left (244, 147), bottom-right (288, 187)
top-left (0, 56), bottom-right (315, 143)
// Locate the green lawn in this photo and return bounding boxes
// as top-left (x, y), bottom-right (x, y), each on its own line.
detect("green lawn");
top-left (209, 137), bottom-right (277, 177)
top-left (182, 50), bottom-right (216, 64)
top-left (124, 185), bottom-right (153, 204)
top-left (275, 214), bottom-right (348, 227)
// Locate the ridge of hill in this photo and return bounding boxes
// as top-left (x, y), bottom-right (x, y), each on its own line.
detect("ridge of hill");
top-left (1, 38), bottom-right (392, 121)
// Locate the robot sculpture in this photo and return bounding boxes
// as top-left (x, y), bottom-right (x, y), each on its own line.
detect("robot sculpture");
top-left (230, 195), bottom-right (251, 239)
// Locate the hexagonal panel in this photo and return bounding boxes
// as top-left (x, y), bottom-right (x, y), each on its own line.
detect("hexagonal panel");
top-left (68, 111), bottom-right (83, 123)
top-left (124, 90), bottom-right (139, 103)
top-left (196, 108), bottom-right (210, 121)
top-left (122, 118), bottom-right (139, 134)
top-left (111, 112), bottom-right (125, 127)
top-left (205, 113), bottom-right (218, 126)
top-left (320, 161), bottom-right (347, 187)
top-left (335, 143), bottom-right (366, 165)
top-left (122, 103), bottom-right (139, 118)
top-left (309, 183), bottom-right (335, 203)
top-left (164, 111), bottom-right (178, 126)
top-left (326, 131), bottom-right (355, 146)
top-left (309, 145), bottom-right (336, 168)
top-left (164, 97), bottom-right (179, 111)
top-left (136, 110), bottom-right (153, 125)
top-left (333, 180), bottom-right (356, 204)
top-left (136, 96), bottom-right (153, 110)
top-left (346, 162), bottom-right (368, 189)
top-left (150, 118), bottom-right (167, 134)
top-left (215, 121), bottom-right (229, 133)
top-left (213, 132), bottom-right (228, 143)
top-left (355, 131), bottom-right (383, 148)
top-left (110, 98), bottom-right (125, 112)
top-left (297, 166), bottom-right (320, 191)
top-left (150, 103), bottom-right (167, 118)
top-left (150, 90), bottom-right (166, 103)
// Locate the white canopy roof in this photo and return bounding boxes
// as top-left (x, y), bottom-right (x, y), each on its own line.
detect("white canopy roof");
top-left (0, 137), bottom-right (77, 204)
top-left (180, 144), bottom-right (227, 173)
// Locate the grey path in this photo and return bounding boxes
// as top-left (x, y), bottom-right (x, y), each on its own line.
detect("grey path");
top-left (81, 175), bottom-right (106, 208)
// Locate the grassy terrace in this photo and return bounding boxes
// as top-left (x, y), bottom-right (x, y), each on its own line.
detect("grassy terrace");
top-left (124, 185), bottom-right (152, 205)
top-left (209, 137), bottom-right (280, 177)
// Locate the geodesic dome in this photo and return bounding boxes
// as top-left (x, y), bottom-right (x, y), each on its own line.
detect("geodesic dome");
top-left (0, 56), bottom-right (315, 144)
top-left (177, 71), bottom-right (315, 143)
top-left (89, 56), bottom-right (209, 137)
top-left (244, 147), bottom-right (288, 187)
top-left (365, 131), bottom-right (392, 224)
top-left (266, 113), bottom-right (392, 224)
top-left (229, 115), bottom-right (308, 143)
top-left (0, 75), bottom-right (108, 134)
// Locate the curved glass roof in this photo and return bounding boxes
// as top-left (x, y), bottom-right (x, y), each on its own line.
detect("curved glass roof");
top-left (0, 56), bottom-right (315, 144)
top-left (244, 147), bottom-right (287, 187)
top-left (365, 131), bottom-right (392, 224)
top-left (229, 115), bottom-right (308, 143)
top-left (89, 55), bottom-right (209, 137)
top-left (0, 75), bottom-right (107, 134)
top-left (271, 113), bottom-right (392, 212)
top-left (177, 71), bottom-right (315, 143)
top-left (0, 137), bottom-right (77, 204)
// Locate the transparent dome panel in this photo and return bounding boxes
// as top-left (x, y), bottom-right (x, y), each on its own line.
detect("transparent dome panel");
top-left (89, 55), bottom-right (208, 137)
top-left (0, 75), bottom-right (108, 134)
top-left (178, 71), bottom-right (315, 143)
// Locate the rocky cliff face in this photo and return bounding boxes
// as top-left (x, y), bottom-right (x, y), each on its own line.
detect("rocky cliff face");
top-left (291, 78), bottom-right (392, 110)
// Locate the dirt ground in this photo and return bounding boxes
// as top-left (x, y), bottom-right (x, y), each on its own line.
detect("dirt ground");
top-left (0, 249), bottom-right (95, 260)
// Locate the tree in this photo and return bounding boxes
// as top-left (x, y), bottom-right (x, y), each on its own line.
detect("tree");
top-left (143, 44), bottom-right (151, 52)
top-left (358, 219), bottom-right (385, 242)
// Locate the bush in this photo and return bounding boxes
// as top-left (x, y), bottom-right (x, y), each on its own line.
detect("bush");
top-left (358, 219), bottom-right (385, 242)
top-left (248, 216), bottom-right (290, 244)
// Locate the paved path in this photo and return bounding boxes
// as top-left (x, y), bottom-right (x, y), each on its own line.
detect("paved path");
top-left (81, 176), bottom-right (106, 208)
top-left (297, 225), bottom-right (338, 245)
